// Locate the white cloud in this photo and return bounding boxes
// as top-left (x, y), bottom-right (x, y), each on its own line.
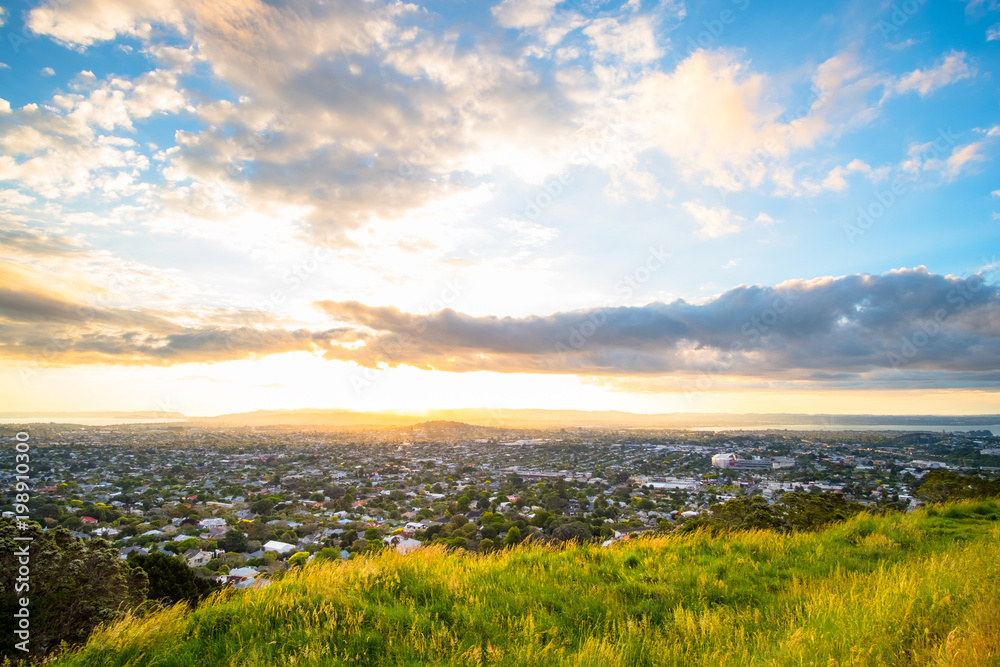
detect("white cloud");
top-left (941, 142), bottom-right (986, 179)
top-left (682, 201), bottom-right (744, 238)
top-left (0, 99), bottom-right (9, 114)
top-left (0, 7), bottom-right (6, 28)
top-left (499, 217), bottom-right (559, 247)
top-left (40, 67), bottom-right (55, 77)
top-left (629, 50), bottom-right (785, 191)
top-left (27, 0), bottom-right (187, 47)
top-left (492, 0), bottom-right (560, 29)
top-left (819, 159), bottom-right (889, 192)
top-left (583, 13), bottom-right (663, 65)
top-left (988, 23), bottom-right (1000, 40)
top-left (894, 51), bottom-right (974, 96)
top-left (901, 140), bottom-right (987, 181)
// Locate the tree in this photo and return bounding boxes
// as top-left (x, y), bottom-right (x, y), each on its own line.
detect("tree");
top-left (218, 529), bottom-right (248, 553)
top-left (128, 553), bottom-right (219, 607)
top-left (552, 521), bottom-right (592, 543)
top-left (916, 470), bottom-right (1000, 503)
top-left (250, 498), bottom-right (275, 515)
top-left (0, 520), bottom-right (148, 659)
top-left (288, 551), bottom-right (309, 568)
top-left (504, 526), bottom-right (522, 547)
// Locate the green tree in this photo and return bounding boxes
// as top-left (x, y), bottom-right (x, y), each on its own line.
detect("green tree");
top-left (504, 526), bottom-right (522, 547)
top-left (552, 521), bottom-right (592, 543)
top-left (288, 551), bottom-right (309, 568)
top-left (220, 529), bottom-right (249, 553)
top-left (128, 553), bottom-right (219, 607)
top-left (0, 520), bottom-right (148, 659)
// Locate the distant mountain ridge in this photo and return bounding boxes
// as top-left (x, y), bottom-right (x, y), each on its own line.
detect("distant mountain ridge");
top-left (188, 408), bottom-right (1000, 428)
top-left (0, 411), bottom-right (186, 419)
top-left (6, 408), bottom-right (998, 428)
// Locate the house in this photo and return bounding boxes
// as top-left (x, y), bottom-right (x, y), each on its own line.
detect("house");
top-left (206, 525), bottom-right (229, 539)
top-left (183, 549), bottom-right (213, 567)
top-left (80, 516), bottom-right (98, 525)
top-left (119, 546), bottom-right (148, 559)
top-left (262, 540), bottom-right (296, 555)
top-left (384, 536), bottom-right (422, 554)
top-left (199, 518), bottom-right (227, 528)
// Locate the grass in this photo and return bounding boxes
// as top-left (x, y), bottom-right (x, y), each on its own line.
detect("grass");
top-left (51, 500), bottom-right (1000, 666)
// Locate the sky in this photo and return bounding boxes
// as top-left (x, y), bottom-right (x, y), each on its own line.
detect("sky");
top-left (0, 0), bottom-right (998, 417)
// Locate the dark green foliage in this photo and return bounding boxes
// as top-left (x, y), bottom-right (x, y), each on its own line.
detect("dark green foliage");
top-left (915, 470), bottom-right (1000, 503)
top-left (219, 530), bottom-right (248, 553)
top-left (685, 492), bottom-right (866, 534)
top-left (551, 521), bottom-right (592, 543)
top-left (127, 553), bottom-right (220, 607)
top-left (0, 519), bottom-right (148, 659)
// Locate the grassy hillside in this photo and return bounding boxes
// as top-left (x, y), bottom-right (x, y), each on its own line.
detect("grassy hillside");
top-left (51, 502), bottom-right (1000, 667)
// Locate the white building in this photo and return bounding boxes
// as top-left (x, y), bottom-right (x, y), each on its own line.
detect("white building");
top-left (262, 540), bottom-right (297, 554)
top-left (712, 453), bottom-right (738, 468)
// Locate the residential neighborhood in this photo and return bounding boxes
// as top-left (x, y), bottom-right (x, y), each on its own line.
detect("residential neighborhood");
top-left (2, 421), bottom-right (997, 589)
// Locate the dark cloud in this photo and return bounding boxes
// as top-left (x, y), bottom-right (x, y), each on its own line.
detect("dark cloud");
top-left (0, 282), bottom-right (352, 365)
top-left (316, 267), bottom-right (1000, 386)
top-left (2, 267), bottom-right (996, 388)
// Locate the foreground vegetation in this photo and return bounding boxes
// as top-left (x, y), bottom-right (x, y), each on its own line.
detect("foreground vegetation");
top-left (37, 500), bottom-right (1000, 667)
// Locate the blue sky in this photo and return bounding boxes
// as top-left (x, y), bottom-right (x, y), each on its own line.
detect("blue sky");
top-left (0, 0), bottom-right (998, 416)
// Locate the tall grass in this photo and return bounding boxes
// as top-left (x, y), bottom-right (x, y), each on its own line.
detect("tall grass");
top-left (53, 500), bottom-right (1000, 666)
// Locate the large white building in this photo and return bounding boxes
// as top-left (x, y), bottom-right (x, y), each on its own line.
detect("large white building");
top-left (712, 453), bottom-right (738, 468)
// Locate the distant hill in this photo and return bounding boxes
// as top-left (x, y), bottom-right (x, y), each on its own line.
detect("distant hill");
top-left (189, 408), bottom-right (1000, 429)
top-left (0, 411), bottom-right (186, 419)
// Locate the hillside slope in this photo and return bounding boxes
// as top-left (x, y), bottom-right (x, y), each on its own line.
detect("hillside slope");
top-left (54, 503), bottom-right (1000, 666)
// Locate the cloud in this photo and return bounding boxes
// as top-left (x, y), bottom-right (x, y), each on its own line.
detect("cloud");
top-left (309, 268), bottom-right (1000, 389)
top-left (27, 0), bottom-right (187, 47)
top-left (498, 218), bottom-right (559, 247)
top-left (0, 262), bottom-right (353, 365)
top-left (681, 201), bottom-right (745, 238)
top-left (902, 139), bottom-right (988, 181)
top-left (0, 227), bottom-right (79, 257)
top-left (894, 51), bottom-right (974, 96)
top-left (40, 67), bottom-right (55, 77)
top-left (583, 13), bottom-right (663, 65)
top-left (0, 7), bottom-right (6, 28)
top-left (2, 265), bottom-right (997, 392)
top-left (492, 0), bottom-right (561, 29)
top-left (988, 23), bottom-right (1000, 40)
